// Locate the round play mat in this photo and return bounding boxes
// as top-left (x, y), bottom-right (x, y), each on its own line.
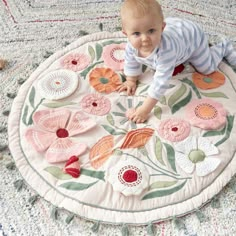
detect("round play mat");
top-left (8, 31), bottom-right (236, 225)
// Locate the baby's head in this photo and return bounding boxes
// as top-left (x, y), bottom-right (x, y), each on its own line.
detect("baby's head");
top-left (121, 0), bottom-right (164, 28)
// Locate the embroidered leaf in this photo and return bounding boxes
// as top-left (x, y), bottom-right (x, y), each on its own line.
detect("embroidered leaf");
top-left (200, 91), bottom-right (229, 99)
top-left (142, 180), bottom-right (187, 200)
top-left (29, 87), bottom-right (36, 108)
top-left (101, 125), bottom-right (126, 135)
top-left (149, 180), bottom-right (177, 190)
top-left (120, 128), bottom-right (154, 149)
top-left (88, 45), bottom-right (95, 62)
top-left (44, 166), bottom-right (72, 180)
top-left (80, 61), bottom-right (103, 78)
top-left (101, 40), bottom-right (125, 47)
top-left (95, 43), bottom-right (103, 60)
top-left (181, 78), bottom-right (201, 98)
top-left (159, 96), bottom-right (166, 105)
top-left (154, 106), bottom-right (162, 120)
top-left (80, 168), bottom-right (105, 181)
top-left (112, 112), bottom-right (126, 117)
top-left (106, 114), bottom-right (115, 126)
top-left (59, 180), bottom-right (98, 191)
top-left (168, 84), bottom-right (187, 108)
top-left (215, 115), bottom-right (234, 146)
top-left (203, 125), bottom-right (226, 137)
top-left (163, 143), bottom-right (176, 172)
top-left (43, 102), bottom-right (76, 108)
top-left (22, 105), bottom-right (29, 125)
top-left (90, 135), bottom-right (114, 169)
top-left (155, 137), bottom-right (165, 165)
top-left (171, 90), bottom-right (192, 114)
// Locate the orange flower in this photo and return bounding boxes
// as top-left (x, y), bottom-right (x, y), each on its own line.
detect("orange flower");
top-left (89, 135), bottom-right (114, 169)
top-left (120, 128), bottom-right (154, 149)
top-left (89, 67), bottom-right (122, 93)
top-left (192, 71), bottom-right (225, 89)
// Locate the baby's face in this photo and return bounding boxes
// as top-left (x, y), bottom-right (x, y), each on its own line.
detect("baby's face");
top-left (122, 12), bottom-right (165, 57)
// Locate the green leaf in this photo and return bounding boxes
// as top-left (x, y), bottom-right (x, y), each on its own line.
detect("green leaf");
top-left (159, 96), bottom-right (166, 105)
top-left (149, 180), bottom-right (177, 190)
top-left (43, 102), bottom-right (76, 108)
top-left (181, 78), bottom-right (201, 98)
top-left (139, 85), bottom-right (149, 95)
top-left (215, 115), bottom-right (234, 146)
top-left (101, 125), bottom-right (126, 135)
top-left (154, 106), bottom-right (162, 120)
top-left (168, 84), bottom-right (187, 108)
top-left (200, 91), bottom-right (229, 99)
top-left (44, 166), bottom-right (72, 180)
top-left (22, 105), bottom-right (29, 125)
top-left (163, 143), bottom-right (176, 172)
top-left (95, 43), bottom-right (103, 60)
top-left (203, 125), bottom-right (226, 137)
top-left (142, 180), bottom-right (187, 200)
top-left (171, 90), bottom-right (192, 114)
top-left (106, 114), bottom-right (115, 126)
top-left (101, 40), bottom-right (125, 47)
top-left (155, 137), bottom-right (165, 165)
top-left (80, 168), bottom-right (105, 181)
top-left (80, 61), bottom-right (103, 78)
top-left (29, 87), bottom-right (36, 108)
top-left (88, 45), bottom-right (96, 62)
top-left (59, 180), bottom-right (98, 191)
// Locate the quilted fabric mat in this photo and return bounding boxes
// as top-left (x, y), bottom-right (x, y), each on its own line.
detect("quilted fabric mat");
top-left (8, 31), bottom-right (236, 226)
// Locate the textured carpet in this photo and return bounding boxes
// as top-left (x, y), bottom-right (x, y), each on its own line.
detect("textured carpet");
top-left (1, 0), bottom-right (236, 235)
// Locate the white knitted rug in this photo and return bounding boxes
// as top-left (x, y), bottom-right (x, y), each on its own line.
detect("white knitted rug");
top-left (1, 1), bottom-right (236, 235)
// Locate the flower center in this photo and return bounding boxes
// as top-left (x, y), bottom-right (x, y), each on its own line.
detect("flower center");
top-left (56, 128), bottom-right (69, 138)
top-left (111, 47), bottom-right (124, 63)
top-left (122, 170), bottom-right (138, 183)
top-left (71, 60), bottom-right (78, 65)
top-left (171, 127), bottom-right (178, 132)
top-left (188, 149), bottom-right (205, 163)
top-left (203, 77), bottom-right (213, 83)
top-left (195, 103), bottom-right (218, 120)
top-left (92, 102), bottom-right (98, 107)
top-left (100, 77), bottom-right (109, 84)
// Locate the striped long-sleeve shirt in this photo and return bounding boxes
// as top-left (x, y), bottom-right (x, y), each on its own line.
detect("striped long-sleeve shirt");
top-left (123, 17), bottom-right (205, 100)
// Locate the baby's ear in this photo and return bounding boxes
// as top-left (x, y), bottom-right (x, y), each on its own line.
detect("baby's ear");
top-left (162, 22), bottom-right (166, 31)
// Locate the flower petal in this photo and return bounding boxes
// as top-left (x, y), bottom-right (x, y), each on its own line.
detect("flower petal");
top-left (120, 128), bottom-right (154, 149)
top-left (46, 138), bottom-right (87, 163)
top-left (25, 129), bottom-right (56, 152)
top-left (175, 152), bottom-right (195, 174)
top-left (66, 111), bottom-right (96, 136)
top-left (33, 109), bottom-right (71, 132)
top-left (175, 136), bottom-right (197, 154)
top-left (196, 157), bottom-right (221, 176)
top-left (197, 137), bottom-right (219, 156)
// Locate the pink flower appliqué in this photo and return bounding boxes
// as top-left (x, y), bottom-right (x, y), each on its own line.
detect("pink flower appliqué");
top-left (60, 53), bottom-right (91, 71)
top-left (185, 98), bottom-right (227, 130)
top-left (102, 43), bottom-right (126, 71)
top-left (81, 93), bottom-right (111, 116)
top-left (157, 118), bottom-right (191, 142)
top-left (25, 109), bottom-right (96, 163)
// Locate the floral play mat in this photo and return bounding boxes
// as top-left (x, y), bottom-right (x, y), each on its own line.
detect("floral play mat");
top-left (8, 31), bottom-right (236, 225)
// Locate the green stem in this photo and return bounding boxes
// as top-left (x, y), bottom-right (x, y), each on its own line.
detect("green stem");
top-left (28, 98), bottom-right (45, 125)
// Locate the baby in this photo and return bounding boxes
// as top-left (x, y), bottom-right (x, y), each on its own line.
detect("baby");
top-left (118, 0), bottom-right (236, 123)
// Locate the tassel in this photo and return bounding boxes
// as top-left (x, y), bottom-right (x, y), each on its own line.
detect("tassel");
top-left (121, 224), bottom-right (129, 236)
top-left (14, 179), bottom-right (24, 191)
top-left (79, 30), bottom-right (89, 36)
top-left (29, 194), bottom-right (39, 205)
top-left (2, 110), bottom-right (10, 116)
top-left (65, 213), bottom-right (75, 224)
top-left (195, 209), bottom-right (207, 223)
top-left (51, 207), bottom-right (59, 220)
top-left (173, 217), bottom-right (186, 231)
top-left (17, 78), bottom-right (26, 85)
top-left (91, 221), bottom-right (100, 233)
top-left (6, 162), bottom-right (15, 170)
top-left (0, 144), bottom-right (7, 151)
top-left (7, 92), bottom-right (17, 99)
top-left (211, 196), bottom-right (220, 209)
top-left (99, 23), bottom-right (103, 31)
top-left (146, 222), bottom-right (155, 236)
top-left (0, 126), bottom-right (7, 133)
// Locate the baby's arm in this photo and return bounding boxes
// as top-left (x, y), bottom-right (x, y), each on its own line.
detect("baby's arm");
top-left (128, 96), bottom-right (158, 123)
top-left (117, 75), bottom-right (139, 95)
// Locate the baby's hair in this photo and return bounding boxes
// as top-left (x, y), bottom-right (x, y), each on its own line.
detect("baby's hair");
top-left (121, 0), bottom-right (163, 21)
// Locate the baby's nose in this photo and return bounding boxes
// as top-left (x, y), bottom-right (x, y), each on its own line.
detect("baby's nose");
top-left (141, 34), bottom-right (149, 41)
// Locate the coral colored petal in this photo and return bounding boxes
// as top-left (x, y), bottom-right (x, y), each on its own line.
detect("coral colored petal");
top-left (25, 129), bottom-right (56, 152)
top-left (33, 109), bottom-right (71, 132)
top-left (120, 128), bottom-right (154, 149)
top-left (46, 138), bottom-right (87, 163)
top-left (89, 135), bottom-right (114, 169)
top-left (66, 111), bottom-right (96, 136)
top-left (196, 158), bottom-right (221, 176)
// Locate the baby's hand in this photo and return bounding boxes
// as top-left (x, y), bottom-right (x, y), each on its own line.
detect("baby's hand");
top-left (117, 80), bottom-right (137, 96)
top-left (127, 106), bottom-right (149, 123)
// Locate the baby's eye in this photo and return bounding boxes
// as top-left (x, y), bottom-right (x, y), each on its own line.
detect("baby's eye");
top-left (133, 32), bottom-right (140, 36)
top-left (148, 29), bottom-right (156, 34)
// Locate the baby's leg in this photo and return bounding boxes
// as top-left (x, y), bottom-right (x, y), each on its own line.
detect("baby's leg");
top-left (189, 36), bottom-right (236, 74)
